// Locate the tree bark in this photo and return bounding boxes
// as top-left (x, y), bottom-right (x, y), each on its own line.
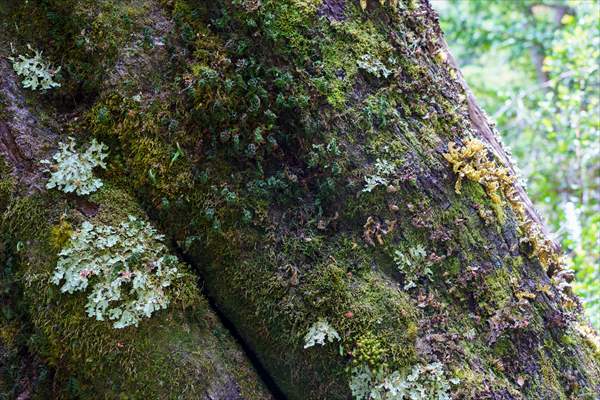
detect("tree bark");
top-left (0, 25), bottom-right (272, 400)
top-left (1, 0), bottom-right (599, 399)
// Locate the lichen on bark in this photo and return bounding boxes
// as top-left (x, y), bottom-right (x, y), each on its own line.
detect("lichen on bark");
top-left (0, 5), bottom-right (273, 395)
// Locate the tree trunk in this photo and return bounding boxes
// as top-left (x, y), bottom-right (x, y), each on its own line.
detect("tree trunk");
top-left (1, 0), bottom-right (599, 399)
top-left (0, 59), bottom-right (273, 399)
top-left (0, 4), bottom-right (274, 396)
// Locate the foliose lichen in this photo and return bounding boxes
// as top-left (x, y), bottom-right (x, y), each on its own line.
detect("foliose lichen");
top-left (392, 244), bottom-right (432, 290)
top-left (363, 159), bottom-right (396, 193)
top-left (42, 138), bottom-right (108, 196)
top-left (51, 215), bottom-right (184, 329)
top-left (304, 318), bottom-right (341, 348)
top-left (357, 54), bottom-right (394, 79)
top-left (9, 44), bottom-right (61, 90)
top-left (350, 362), bottom-right (459, 400)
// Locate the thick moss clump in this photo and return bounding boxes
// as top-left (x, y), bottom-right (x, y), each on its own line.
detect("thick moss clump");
top-left (3, 0), bottom-right (156, 105)
top-left (0, 158), bottom-right (14, 212)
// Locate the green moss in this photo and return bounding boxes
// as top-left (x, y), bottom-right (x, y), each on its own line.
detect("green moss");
top-left (260, 0), bottom-right (321, 63)
top-left (318, 18), bottom-right (394, 108)
top-left (0, 157), bottom-right (14, 213)
top-left (491, 337), bottom-right (513, 358)
top-left (482, 267), bottom-right (514, 311)
top-left (352, 332), bottom-right (388, 371)
top-left (49, 219), bottom-right (74, 250)
top-left (538, 352), bottom-right (566, 398)
top-left (5, 0), bottom-right (147, 98)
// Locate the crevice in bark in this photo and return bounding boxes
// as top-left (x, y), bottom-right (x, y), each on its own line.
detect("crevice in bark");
top-left (170, 240), bottom-right (288, 400)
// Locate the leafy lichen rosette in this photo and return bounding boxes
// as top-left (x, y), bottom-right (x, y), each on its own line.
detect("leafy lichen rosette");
top-left (51, 215), bottom-right (183, 328)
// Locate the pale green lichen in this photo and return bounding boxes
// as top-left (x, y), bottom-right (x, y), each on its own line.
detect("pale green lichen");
top-left (350, 365), bottom-right (384, 400)
top-left (357, 54), bottom-right (394, 79)
top-left (303, 319), bottom-right (341, 348)
top-left (51, 215), bottom-right (183, 329)
top-left (42, 137), bottom-right (108, 196)
top-left (393, 245), bottom-right (432, 290)
top-left (363, 159), bottom-right (396, 192)
top-left (9, 44), bottom-right (61, 90)
top-left (350, 362), bottom-right (459, 400)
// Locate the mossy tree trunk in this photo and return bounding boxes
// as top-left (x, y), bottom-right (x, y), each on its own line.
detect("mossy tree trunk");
top-left (0, 25), bottom-right (272, 400)
top-left (1, 0), bottom-right (599, 399)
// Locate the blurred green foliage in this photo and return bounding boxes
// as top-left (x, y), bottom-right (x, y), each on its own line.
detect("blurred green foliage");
top-left (433, 0), bottom-right (599, 329)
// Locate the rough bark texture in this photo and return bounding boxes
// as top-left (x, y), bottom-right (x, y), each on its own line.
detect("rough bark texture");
top-left (1, 0), bottom-right (599, 399)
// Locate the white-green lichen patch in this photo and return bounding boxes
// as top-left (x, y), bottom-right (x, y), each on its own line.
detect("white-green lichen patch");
top-left (9, 44), bottom-right (61, 90)
top-left (303, 318), bottom-right (341, 348)
top-left (350, 362), bottom-right (459, 400)
top-left (51, 216), bottom-right (183, 328)
top-left (42, 138), bottom-right (108, 196)
top-left (363, 158), bottom-right (396, 193)
top-left (393, 245), bottom-right (433, 290)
